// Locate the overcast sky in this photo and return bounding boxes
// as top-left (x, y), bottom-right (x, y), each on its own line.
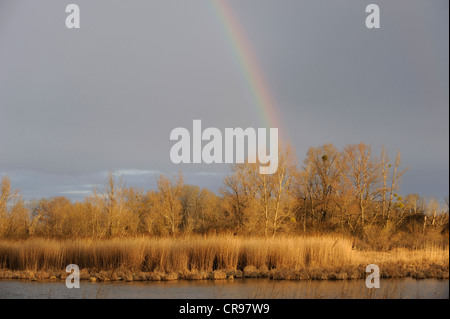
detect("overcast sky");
top-left (0, 0), bottom-right (448, 201)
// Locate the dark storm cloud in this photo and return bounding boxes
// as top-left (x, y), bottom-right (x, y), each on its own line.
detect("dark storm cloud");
top-left (0, 0), bottom-right (448, 199)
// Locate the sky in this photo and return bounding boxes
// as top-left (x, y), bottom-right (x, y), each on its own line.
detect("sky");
top-left (0, 0), bottom-right (448, 201)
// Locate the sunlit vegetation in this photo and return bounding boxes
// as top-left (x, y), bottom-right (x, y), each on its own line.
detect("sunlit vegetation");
top-left (0, 236), bottom-right (447, 281)
top-left (0, 143), bottom-right (448, 280)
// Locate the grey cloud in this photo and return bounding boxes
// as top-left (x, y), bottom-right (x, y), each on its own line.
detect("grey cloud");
top-left (0, 0), bottom-right (448, 200)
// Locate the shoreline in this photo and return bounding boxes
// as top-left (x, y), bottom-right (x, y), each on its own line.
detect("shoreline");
top-left (1, 265), bottom-right (448, 282)
top-left (1, 236), bottom-right (448, 283)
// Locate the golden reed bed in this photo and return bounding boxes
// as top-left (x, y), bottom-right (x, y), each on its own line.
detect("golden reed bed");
top-left (0, 235), bottom-right (448, 281)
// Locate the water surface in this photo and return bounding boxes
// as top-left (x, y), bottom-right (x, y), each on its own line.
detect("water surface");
top-left (0, 278), bottom-right (447, 299)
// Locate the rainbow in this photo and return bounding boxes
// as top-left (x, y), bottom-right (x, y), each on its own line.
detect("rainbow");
top-left (210, 0), bottom-right (287, 142)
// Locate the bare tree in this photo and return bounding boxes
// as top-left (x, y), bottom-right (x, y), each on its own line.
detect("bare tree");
top-left (268, 145), bottom-right (297, 236)
top-left (0, 176), bottom-right (27, 238)
top-left (386, 152), bottom-right (408, 222)
top-left (303, 144), bottom-right (341, 223)
top-left (220, 164), bottom-right (254, 232)
top-left (342, 143), bottom-right (381, 230)
top-left (103, 171), bottom-right (127, 237)
top-left (0, 177), bottom-right (13, 236)
top-left (157, 172), bottom-right (184, 236)
top-left (222, 146), bottom-right (296, 236)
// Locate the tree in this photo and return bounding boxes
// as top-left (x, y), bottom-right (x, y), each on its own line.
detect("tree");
top-left (302, 144), bottom-right (342, 223)
top-left (220, 164), bottom-right (253, 232)
top-left (141, 190), bottom-right (163, 235)
top-left (102, 171), bottom-right (127, 237)
top-left (180, 185), bottom-right (224, 234)
top-left (179, 185), bottom-right (201, 234)
top-left (0, 177), bottom-right (13, 237)
top-left (221, 146), bottom-right (297, 236)
top-left (34, 197), bottom-right (72, 237)
top-left (0, 176), bottom-right (29, 238)
top-left (386, 151), bottom-right (407, 222)
top-left (157, 172), bottom-right (184, 236)
top-left (265, 145), bottom-right (297, 236)
top-left (341, 143), bottom-right (381, 231)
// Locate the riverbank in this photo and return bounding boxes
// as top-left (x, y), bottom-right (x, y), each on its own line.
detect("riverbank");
top-left (0, 236), bottom-right (448, 282)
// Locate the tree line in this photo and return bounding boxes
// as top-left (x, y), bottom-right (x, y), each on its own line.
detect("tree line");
top-left (0, 143), bottom-right (448, 248)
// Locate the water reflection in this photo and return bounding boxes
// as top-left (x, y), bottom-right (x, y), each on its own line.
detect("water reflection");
top-left (0, 278), bottom-right (448, 299)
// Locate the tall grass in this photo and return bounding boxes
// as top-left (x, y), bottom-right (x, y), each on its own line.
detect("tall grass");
top-left (0, 235), bottom-right (353, 272)
top-left (0, 235), bottom-right (447, 280)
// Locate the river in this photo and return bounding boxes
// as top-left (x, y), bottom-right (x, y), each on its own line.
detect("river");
top-left (0, 278), bottom-right (448, 299)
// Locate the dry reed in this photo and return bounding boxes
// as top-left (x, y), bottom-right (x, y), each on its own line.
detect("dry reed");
top-left (0, 235), bottom-right (447, 281)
